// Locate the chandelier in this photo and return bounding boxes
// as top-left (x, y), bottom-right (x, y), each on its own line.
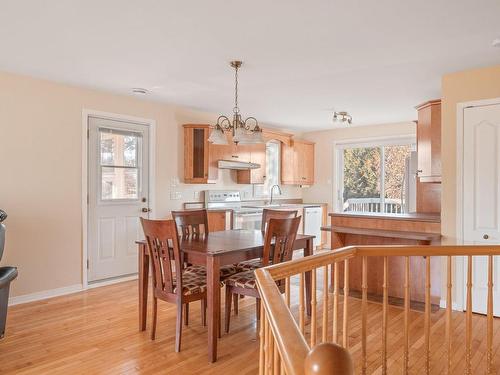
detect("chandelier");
top-left (208, 61), bottom-right (264, 145)
top-left (333, 111), bottom-right (352, 125)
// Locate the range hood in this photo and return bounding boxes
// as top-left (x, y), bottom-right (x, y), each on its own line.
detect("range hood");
top-left (218, 160), bottom-right (261, 170)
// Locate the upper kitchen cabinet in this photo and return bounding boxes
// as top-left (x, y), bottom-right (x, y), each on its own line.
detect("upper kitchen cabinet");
top-left (281, 139), bottom-right (315, 185)
top-left (236, 143), bottom-right (267, 184)
top-left (183, 124), bottom-right (218, 183)
top-left (416, 99), bottom-right (441, 183)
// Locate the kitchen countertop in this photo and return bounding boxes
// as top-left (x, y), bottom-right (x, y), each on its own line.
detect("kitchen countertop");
top-left (329, 211), bottom-right (440, 223)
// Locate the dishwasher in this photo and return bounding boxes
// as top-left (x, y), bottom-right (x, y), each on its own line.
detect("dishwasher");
top-left (303, 206), bottom-right (322, 248)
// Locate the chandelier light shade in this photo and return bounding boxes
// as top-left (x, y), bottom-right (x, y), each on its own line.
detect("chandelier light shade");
top-left (208, 61), bottom-right (264, 145)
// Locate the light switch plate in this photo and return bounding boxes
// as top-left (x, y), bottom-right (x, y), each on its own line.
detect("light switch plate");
top-left (170, 177), bottom-right (180, 187)
top-left (193, 191), bottom-right (200, 200)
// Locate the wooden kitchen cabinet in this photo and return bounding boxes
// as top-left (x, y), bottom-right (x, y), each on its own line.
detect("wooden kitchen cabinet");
top-left (207, 210), bottom-right (229, 232)
top-left (416, 99), bottom-right (441, 183)
top-left (281, 139), bottom-right (315, 185)
top-left (183, 124), bottom-right (218, 184)
top-left (237, 143), bottom-right (267, 184)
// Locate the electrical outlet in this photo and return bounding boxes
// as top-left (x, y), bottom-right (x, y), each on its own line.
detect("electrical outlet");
top-left (170, 191), bottom-right (182, 200)
top-left (193, 191), bottom-right (200, 200)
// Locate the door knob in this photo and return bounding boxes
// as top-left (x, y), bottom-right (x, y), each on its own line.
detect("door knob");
top-left (142, 208), bottom-right (152, 213)
top-left (483, 234), bottom-right (489, 240)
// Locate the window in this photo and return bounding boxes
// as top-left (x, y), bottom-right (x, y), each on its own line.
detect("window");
top-left (99, 128), bottom-right (142, 200)
top-left (337, 138), bottom-right (416, 214)
top-left (254, 141), bottom-right (280, 197)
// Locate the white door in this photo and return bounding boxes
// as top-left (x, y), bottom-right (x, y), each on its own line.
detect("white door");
top-left (88, 116), bottom-right (150, 282)
top-left (463, 103), bottom-right (500, 315)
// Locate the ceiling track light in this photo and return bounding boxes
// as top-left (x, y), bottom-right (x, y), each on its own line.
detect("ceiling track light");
top-left (208, 61), bottom-right (264, 145)
top-left (333, 111), bottom-right (352, 125)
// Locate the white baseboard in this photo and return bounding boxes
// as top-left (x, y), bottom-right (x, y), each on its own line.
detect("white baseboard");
top-left (87, 274), bottom-right (138, 289)
top-left (8, 284), bottom-right (83, 306)
top-left (439, 299), bottom-right (461, 311)
top-left (8, 274), bottom-right (139, 306)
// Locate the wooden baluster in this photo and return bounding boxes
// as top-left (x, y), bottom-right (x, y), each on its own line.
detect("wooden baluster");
top-left (465, 255), bottom-right (472, 375)
top-left (333, 262), bottom-right (339, 344)
top-left (273, 336), bottom-right (280, 375)
top-left (285, 276), bottom-right (291, 308)
top-left (403, 256), bottom-right (410, 375)
top-left (311, 269), bottom-right (317, 347)
top-left (322, 265), bottom-right (329, 343)
top-left (424, 256), bottom-right (431, 375)
top-left (264, 316), bottom-right (269, 375)
top-left (269, 329), bottom-right (274, 375)
top-left (259, 304), bottom-right (265, 375)
top-left (487, 255), bottom-right (494, 375)
top-left (382, 256), bottom-right (388, 375)
top-left (300, 272), bottom-right (305, 334)
top-left (343, 259), bottom-right (350, 348)
top-left (361, 256), bottom-right (368, 375)
top-left (445, 256), bottom-right (452, 375)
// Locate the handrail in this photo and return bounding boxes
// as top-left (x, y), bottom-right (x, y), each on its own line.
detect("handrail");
top-left (256, 244), bottom-right (500, 375)
top-left (255, 268), bottom-right (310, 375)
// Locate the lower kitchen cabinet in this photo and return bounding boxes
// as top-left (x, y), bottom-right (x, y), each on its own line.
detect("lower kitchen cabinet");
top-left (207, 210), bottom-right (230, 232)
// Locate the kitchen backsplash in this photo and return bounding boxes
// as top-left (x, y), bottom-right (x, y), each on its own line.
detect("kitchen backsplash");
top-left (167, 169), bottom-right (303, 209)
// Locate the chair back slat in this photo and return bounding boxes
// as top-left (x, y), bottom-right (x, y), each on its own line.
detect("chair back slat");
top-left (140, 218), bottom-right (182, 295)
top-left (262, 216), bottom-right (301, 267)
top-left (172, 209), bottom-right (209, 238)
top-left (261, 208), bottom-right (298, 232)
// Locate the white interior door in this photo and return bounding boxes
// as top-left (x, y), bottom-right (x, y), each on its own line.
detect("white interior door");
top-left (463, 103), bottom-right (500, 315)
top-left (88, 116), bottom-right (150, 282)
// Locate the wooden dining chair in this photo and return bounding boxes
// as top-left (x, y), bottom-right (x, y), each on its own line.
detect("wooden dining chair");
top-left (171, 209), bottom-right (238, 278)
top-left (171, 209), bottom-right (209, 237)
top-left (235, 209), bottom-right (298, 273)
top-left (171, 209), bottom-right (238, 335)
top-left (141, 218), bottom-right (218, 352)
top-left (224, 216), bottom-right (301, 333)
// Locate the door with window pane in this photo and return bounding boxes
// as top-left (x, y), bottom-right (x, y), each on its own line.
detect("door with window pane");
top-left (339, 142), bottom-right (414, 214)
top-left (88, 116), bottom-right (150, 282)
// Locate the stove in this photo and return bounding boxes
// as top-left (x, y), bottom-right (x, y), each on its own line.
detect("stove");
top-left (205, 190), bottom-right (263, 230)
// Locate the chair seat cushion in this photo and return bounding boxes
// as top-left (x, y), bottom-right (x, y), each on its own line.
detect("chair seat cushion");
top-left (173, 272), bottom-right (208, 296)
top-left (235, 259), bottom-right (262, 272)
top-left (224, 270), bottom-right (257, 289)
top-left (184, 264), bottom-right (239, 279)
top-left (0, 267), bottom-right (18, 289)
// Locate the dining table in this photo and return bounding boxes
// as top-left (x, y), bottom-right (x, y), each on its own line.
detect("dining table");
top-left (136, 229), bottom-right (315, 362)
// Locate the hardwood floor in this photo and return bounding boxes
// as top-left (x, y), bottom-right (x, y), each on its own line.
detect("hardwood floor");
top-left (1, 278), bottom-right (499, 374)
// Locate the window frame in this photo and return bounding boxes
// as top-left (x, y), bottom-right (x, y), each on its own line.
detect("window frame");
top-left (97, 126), bottom-right (144, 203)
top-left (334, 135), bottom-right (416, 214)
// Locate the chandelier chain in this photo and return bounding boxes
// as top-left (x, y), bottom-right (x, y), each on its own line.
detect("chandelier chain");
top-left (233, 65), bottom-right (239, 114)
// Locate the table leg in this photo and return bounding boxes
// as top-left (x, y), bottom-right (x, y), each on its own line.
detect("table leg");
top-left (207, 256), bottom-right (220, 362)
top-left (304, 238), bottom-right (313, 316)
top-left (139, 243), bottom-right (149, 331)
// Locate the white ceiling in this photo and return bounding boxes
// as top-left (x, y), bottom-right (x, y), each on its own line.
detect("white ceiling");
top-left (1, 0), bottom-right (500, 130)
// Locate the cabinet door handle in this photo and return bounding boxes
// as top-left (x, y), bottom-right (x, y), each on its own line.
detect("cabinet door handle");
top-left (483, 234), bottom-right (489, 240)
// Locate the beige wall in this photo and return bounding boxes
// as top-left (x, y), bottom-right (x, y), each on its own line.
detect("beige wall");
top-left (441, 64), bottom-right (500, 244)
top-left (0, 71), bottom-right (300, 298)
top-left (300, 122), bottom-right (416, 210)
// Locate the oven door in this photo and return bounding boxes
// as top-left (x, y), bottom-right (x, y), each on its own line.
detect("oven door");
top-left (234, 212), bottom-right (263, 231)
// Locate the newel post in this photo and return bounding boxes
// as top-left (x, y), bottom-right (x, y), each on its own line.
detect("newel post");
top-left (304, 343), bottom-right (353, 375)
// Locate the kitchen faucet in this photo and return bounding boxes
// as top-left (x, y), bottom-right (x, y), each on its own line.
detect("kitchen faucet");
top-left (269, 184), bottom-right (282, 205)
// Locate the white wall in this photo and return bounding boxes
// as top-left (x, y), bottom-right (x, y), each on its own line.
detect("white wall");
top-left (0, 71), bottom-right (300, 298)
